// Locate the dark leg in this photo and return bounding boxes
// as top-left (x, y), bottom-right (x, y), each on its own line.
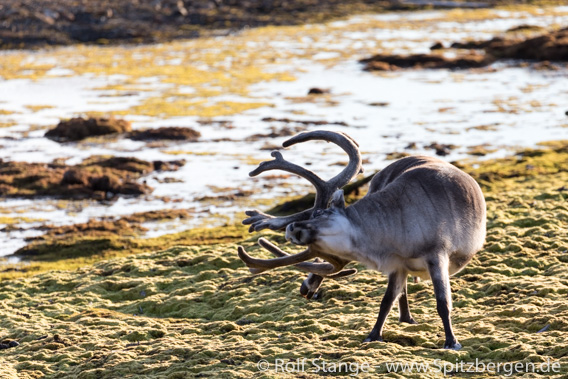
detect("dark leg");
top-left (398, 276), bottom-right (418, 324)
top-left (427, 256), bottom-right (461, 350)
top-left (300, 273), bottom-right (324, 299)
top-left (364, 270), bottom-right (406, 342)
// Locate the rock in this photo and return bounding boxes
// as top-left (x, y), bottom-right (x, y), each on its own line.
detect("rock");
top-left (506, 24), bottom-right (545, 33)
top-left (531, 61), bottom-right (561, 70)
top-left (61, 169), bottom-right (91, 186)
top-left (45, 117), bottom-right (131, 142)
top-left (89, 175), bottom-right (122, 193)
top-left (360, 53), bottom-right (493, 71)
top-left (405, 142), bottom-right (417, 150)
top-left (90, 157), bottom-right (154, 174)
top-left (426, 143), bottom-right (458, 156)
top-left (128, 127), bottom-right (201, 141)
top-left (307, 87), bottom-right (330, 95)
top-left (450, 38), bottom-right (504, 50)
top-left (0, 343), bottom-right (9, 349)
top-left (8, 341), bottom-right (19, 348)
top-left (246, 127), bottom-right (301, 141)
top-left (0, 156), bottom-right (182, 200)
top-left (447, 28), bottom-right (568, 63)
top-left (486, 28), bottom-right (568, 61)
top-left (118, 182), bottom-right (152, 195)
top-left (363, 61), bottom-right (399, 71)
top-left (152, 160), bottom-right (186, 171)
top-left (430, 41), bottom-right (444, 50)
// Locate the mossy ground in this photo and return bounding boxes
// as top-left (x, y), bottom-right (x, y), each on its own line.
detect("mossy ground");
top-left (0, 143), bottom-right (567, 378)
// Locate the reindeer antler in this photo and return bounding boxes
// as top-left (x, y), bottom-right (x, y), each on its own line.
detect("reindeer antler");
top-left (238, 238), bottom-right (355, 276)
top-left (243, 130), bottom-right (362, 232)
top-left (238, 130), bottom-right (361, 290)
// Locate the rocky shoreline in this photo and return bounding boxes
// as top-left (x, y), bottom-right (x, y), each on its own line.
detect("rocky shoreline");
top-left (361, 26), bottom-right (568, 71)
top-left (0, 0), bottom-right (396, 49)
top-left (2, 0), bottom-right (548, 50)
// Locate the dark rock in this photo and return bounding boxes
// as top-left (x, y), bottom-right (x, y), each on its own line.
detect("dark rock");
top-left (0, 343), bottom-right (9, 349)
top-left (506, 24), bottom-right (545, 33)
top-left (246, 126), bottom-right (301, 141)
top-left (128, 127), bottom-right (201, 141)
top-left (450, 38), bottom-right (503, 50)
top-left (8, 340), bottom-right (20, 348)
top-left (0, 155), bottom-right (178, 200)
top-left (448, 28), bottom-right (568, 63)
top-left (118, 182), bottom-right (151, 195)
top-left (152, 160), bottom-right (186, 171)
top-left (430, 41), bottom-right (444, 50)
top-left (426, 143), bottom-right (458, 156)
top-left (405, 142), bottom-right (417, 150)
top-left (90, 157), bottom-right (154, 174)
top-left (62, 169), bottom-right (91, 186)
top-left (45, 117), bottom-right (131, 142)
top-left (363, 61), bottom-right (399, 71)
top-left (485, 28), bottom-right (568, 61)
top-left (307, 87), bottom-right (330, 95)
top-left (89, 175), bottom-right (121, 193)
top-left (360, 53), bottom-right (493, 71)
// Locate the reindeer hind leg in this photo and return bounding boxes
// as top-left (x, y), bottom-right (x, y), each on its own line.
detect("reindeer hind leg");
top-left (427, 256), bottom-right (461, 350)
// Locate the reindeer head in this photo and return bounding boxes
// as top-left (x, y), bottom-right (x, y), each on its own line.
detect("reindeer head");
top-left (285, 190), bottom-right (352, 254)
top-left (237, 131), bottom-right (361, 298)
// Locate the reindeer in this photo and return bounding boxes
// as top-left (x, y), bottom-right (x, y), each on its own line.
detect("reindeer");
top-left (238, 130), bottom-right (486, 350)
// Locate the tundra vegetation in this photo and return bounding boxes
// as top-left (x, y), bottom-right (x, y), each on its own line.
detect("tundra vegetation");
top-left (0, 142), bottom-right (566, 378)
top-left (0, 2), bottom-right (567, 378)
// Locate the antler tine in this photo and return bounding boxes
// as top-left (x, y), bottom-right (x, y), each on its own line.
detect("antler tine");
top-left (237, 245), bottom-right (316, 275)
top-left (327, 268), bottom-right (358, 279)
top-left (249, 151), bottom-right (327, 195)
top-left (283, 130), bottom-right (363, 192)
top-left (256, 238), bottom-right (349, 276)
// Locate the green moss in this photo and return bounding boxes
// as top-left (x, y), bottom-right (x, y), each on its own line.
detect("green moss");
top-left (0, 142), bottom-right (566, 377)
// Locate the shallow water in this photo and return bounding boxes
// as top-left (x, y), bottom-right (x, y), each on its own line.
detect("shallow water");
top-left (0, 7), bottom-right (567, 257)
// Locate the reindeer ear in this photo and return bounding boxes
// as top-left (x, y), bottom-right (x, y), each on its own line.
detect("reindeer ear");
top-left (329, 189), bottom-right (345, 210)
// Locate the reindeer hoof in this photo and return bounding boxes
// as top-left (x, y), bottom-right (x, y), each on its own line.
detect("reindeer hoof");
top-left (443, 341), bottom-right (462, 350)
top-left (399, 317), bottom-right (418, 325)
top-left (363, 334), bottom-right (383, 343)
top-left (299, 283), bottom-right (318, 299)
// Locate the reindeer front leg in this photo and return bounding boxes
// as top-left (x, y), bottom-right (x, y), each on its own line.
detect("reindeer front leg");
top-left (364, 270), bottom-right (407, 342)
